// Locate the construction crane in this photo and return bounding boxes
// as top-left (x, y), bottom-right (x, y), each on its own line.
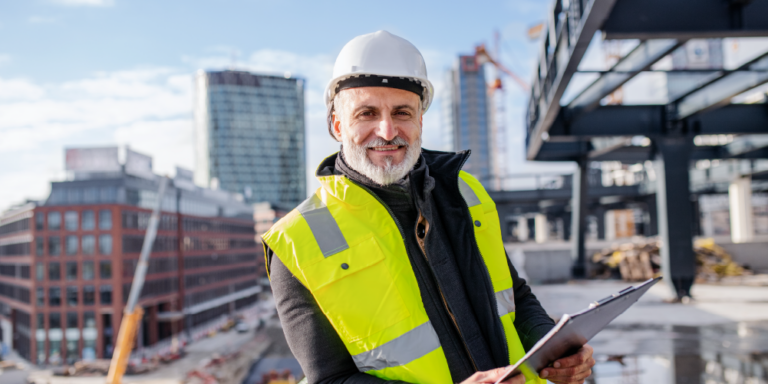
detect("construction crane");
top-left (474, 39), bottom-right (529, 92)
top-left (473, 32), bottom-right (529, 189)
top-left (106, 177), bottom-right (169, 384)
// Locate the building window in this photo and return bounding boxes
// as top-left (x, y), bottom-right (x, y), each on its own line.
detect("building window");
top-left (48, 212), bottom-right (61, 230)
top-left (84, 311), bottom-right (95, 327)
top-left (36, 287), bottom-right (44, 306)
top-left (66, 262), bottom-right (77, 280)
top-left (36, 313), bottom-right (46, 364)
top-left (49, 262), bottom-right (61, 281)
top-left (83, 188), bottom-right (98, 203)
top-left (65, 312), bottom-right (78, 365)
top-left (49, 312), bottom-right (62, 364)
top-left (83, 312), bottom-right (96, 360)
top-left (36, 212), bottom-right (45, 230)
top-left (99, 210), bottom-right (112, 230)
top-left (36, 237), bottom-right (44, 256)
top-left (66, 286), bottom-right (78, 306)
top-left (99, 261), bottom-right (112, 279)
top-left (49, 237), bottom-right (61, 256)
top-left (82, 210), bottom-right (95, 231)
top-left (64, 211), bottom-right (78, 231)
top-left (66, 312), bottom-right (78, 329)
top-left (82, 261), bottom-right (94, 280)
top-left (82, 235), bottom-right (95, 255)
top-left (100, 285), bottom-right (112, 305)
top-left (99, 235), bottom-right (112, 255)
top-left (36, 262), bottom-right (44, 281)
top-left (83, 285), bottom-right (95, 305)
top-left (49, 287), bottom-right (61, 306)
top-left (65, 236), bottom-right (78, 256)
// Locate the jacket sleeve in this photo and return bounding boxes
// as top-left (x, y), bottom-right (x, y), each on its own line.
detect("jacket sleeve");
top-left (506, 253), bottom-right (556, 351)
top-left (267, 248), bottom-right (407, 384)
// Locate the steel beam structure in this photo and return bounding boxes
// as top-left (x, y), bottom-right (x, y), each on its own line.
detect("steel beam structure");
top-left (655, 137), bottom-right (696, 299)
top-left (525, 0), bottom-right (618, 160)
top-left (570, 158), bottom-right (589, 278)
top-left (602, 0), bottom-right (768, 40)
top-left (568, 39), bottom-right (681, 112)
top-left (548, 104), bottom-right (768, 139)
top-left (675, 54), bottom-right (768, 119)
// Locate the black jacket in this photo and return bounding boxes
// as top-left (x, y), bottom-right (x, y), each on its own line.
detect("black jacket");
top-left (266, 149), bottom-right (555, 384)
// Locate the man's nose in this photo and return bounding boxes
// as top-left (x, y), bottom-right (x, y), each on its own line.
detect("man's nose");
top-left (376, 114), bottom-right (398, 141)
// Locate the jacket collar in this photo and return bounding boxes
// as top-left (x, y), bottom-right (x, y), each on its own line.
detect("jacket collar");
top-left (314, 149), bottom-right (471, 205)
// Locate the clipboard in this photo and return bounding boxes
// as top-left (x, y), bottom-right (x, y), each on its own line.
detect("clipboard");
top-left (495, 277), bottom-right (661, 384)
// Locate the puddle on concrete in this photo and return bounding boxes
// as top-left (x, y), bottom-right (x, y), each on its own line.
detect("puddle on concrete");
top-left (587, 322), bottom-right (768, 384)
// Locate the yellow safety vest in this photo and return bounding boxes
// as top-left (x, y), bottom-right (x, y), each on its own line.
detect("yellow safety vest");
top-left (263, 170), bottom-right (543, 384)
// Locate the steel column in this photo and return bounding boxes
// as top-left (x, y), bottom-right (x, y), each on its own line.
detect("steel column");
top-left (570, 157), bottom-right (589, 278)
top-left (655, 137), bottom-right (696, 299)
top-left (595, 207), bottom-right (606, 240)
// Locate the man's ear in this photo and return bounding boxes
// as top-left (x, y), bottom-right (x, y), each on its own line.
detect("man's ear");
top-left (332, 113), bottom-right (343, 142)
top-left (419, 113), bottom-right (424, 135)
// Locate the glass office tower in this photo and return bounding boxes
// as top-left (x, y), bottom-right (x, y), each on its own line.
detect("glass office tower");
top-left (194, 70), bottom-right (306, 209)
top-left (443, 55), bottom-right (494, 187)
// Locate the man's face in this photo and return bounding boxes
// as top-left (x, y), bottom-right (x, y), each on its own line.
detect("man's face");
top-left (333, 87), bottom-right (422, 168)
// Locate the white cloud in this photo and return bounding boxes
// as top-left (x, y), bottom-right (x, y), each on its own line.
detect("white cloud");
top-left (51, 0), bottom-right (114, 6)
top-left (0, 68), bottom-right (190, 210)
top-left (28, 16), bottom-right (58, 23)
top-left (0, 48), bottom-right (337, 211)
top-left (0, 55), bottom-right (10, 65)
top-left (0, 78), bottom-right (46, 100)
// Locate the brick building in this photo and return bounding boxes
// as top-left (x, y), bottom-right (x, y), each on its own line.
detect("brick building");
top-left (0, 147), bottom-right (262, 364)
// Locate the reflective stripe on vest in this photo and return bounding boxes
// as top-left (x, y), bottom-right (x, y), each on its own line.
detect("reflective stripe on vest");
top-left (495, 287), bottom-right (516, 316)
top-left (263, 170), bottom-right (540, 384)
top-left (352, 321), bottom-right (441, 372)
top-left (296, 194), bottom-right (349, 258)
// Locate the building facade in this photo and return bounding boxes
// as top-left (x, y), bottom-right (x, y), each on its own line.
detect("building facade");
top-left (194, 70), bottom-right (306, 209)
top-left (0, 148), bottom-right (262, 365)
top-left (443, 55), bottom-right (495, 187)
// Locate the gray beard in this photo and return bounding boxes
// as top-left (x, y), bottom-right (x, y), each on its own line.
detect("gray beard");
top-left (341, 134), bottom-right (422, 186)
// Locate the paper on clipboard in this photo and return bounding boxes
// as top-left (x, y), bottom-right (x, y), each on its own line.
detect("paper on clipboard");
top-left (494, 277), bottom-right (661, 384)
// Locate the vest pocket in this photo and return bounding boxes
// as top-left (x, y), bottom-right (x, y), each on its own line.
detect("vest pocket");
top-left (302, 236), bottom-right (411, 343)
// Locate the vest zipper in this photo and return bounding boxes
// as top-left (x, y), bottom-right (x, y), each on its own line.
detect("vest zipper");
top-left (347, 179), bottom-right (480, 373)
top-left (416, 212), bottom-right (480, 373)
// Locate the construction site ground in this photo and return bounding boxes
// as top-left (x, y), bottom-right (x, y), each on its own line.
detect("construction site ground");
top-left (531, 280), bottom-right (768, 383)
top-left (5, 280), bottom-right (767, 384)
top-left (11, 316), bottom-right (293, 384)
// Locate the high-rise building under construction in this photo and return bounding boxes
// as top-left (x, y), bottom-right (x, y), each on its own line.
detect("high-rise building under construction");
top-left (194, 70), bottom-right (306, 209)
top-left (442, 55), bottom-right (497, 188)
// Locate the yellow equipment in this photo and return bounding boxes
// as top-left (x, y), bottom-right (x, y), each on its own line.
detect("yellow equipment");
top-left (106, 177), bottom-right (168, 384)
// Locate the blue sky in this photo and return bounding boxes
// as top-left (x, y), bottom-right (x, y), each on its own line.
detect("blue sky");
top-left (0, 0), bottom-right (576, 211)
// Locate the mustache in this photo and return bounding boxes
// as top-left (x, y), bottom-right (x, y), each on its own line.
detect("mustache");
top-left (365, 136), bottom-right (409, 148)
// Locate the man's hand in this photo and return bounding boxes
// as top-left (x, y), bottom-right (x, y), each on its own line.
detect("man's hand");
top-left (461, 367), bottom-right (524, 384)
top-left (539, 344), bottom-right (595, 384)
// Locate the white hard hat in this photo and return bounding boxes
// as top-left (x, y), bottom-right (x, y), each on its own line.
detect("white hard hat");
top-left (325, 30), bottom-right (434, 113)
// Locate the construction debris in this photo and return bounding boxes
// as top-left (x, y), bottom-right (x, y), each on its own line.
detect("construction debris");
top-left (184, 334), bottom-right (272, 384)
top-left (51, 358), bottom-right (161, 377)
top-left (591, 238), bottom-right (752, 282)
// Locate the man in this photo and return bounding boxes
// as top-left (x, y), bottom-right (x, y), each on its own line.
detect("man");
top-left (263, 31), bottom-right (595, 384)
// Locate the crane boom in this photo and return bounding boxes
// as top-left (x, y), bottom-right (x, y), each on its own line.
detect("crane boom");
top-left (475, 44), bottom-right (529, 92)
top-left (106, 177), bottom-right (169, 384)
